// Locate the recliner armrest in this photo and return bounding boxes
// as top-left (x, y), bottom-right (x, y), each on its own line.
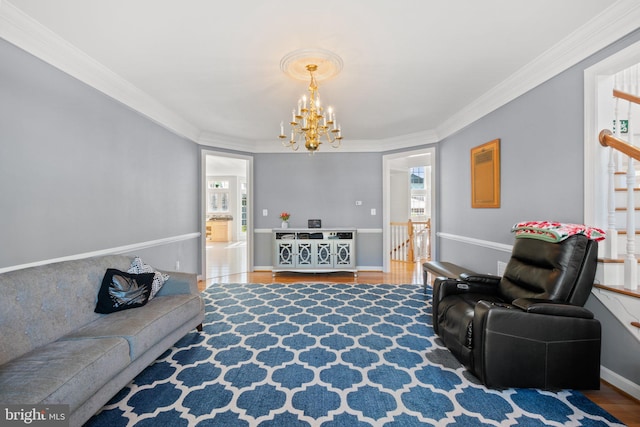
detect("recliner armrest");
top-left (459, 273), bottom-right (501, 285)
top-left (512, 298), bottom-right (594, 319)
top-left (434, 276), bottom-right (500, 299)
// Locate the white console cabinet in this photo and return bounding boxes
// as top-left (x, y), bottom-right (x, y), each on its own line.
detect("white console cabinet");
top-left (273, 229), bottom-right (356, 276)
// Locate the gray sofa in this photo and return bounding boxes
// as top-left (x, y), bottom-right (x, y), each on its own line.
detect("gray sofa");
top-left (0, 255), bottom-right (205, 426)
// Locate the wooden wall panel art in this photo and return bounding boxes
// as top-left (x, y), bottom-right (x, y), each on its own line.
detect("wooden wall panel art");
top-left (471, 139), bottom-right (500, 208)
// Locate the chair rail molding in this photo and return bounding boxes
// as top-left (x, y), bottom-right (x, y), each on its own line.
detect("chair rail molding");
top-left (0, 232), bottom-right (201, 274)
top-left (437, 232), bottom-right (513, 253)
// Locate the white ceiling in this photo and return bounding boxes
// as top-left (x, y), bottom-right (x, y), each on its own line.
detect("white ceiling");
top-left (3, 0), bottom-right (639, 152)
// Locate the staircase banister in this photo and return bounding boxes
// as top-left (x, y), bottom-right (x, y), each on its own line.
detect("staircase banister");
top-left (613, 89), bottom-right (640, 105)
top-left (599, 129), bottom-right (640, 162)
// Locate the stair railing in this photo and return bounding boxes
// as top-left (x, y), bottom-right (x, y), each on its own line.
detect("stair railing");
top-left (390, 219), bottom-right (431, 262)
top-left (600, 127), bottom-right (639, 290)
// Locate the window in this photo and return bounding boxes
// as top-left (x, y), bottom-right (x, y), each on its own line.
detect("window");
top-left (207, 179), bottom-right (230, 213)
top-left (409, 166), bottom-right (429, 219)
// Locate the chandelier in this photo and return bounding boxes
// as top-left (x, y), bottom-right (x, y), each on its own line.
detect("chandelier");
top-left (279, 63), bottom-right (342, 153)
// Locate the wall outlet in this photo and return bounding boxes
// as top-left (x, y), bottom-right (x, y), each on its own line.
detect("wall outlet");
top-left (497, 261), bottom-right (507, 276)
top-left (175, 261), bottom-right (180, 271)
top-left (355, 200), bottom-right (362, 206)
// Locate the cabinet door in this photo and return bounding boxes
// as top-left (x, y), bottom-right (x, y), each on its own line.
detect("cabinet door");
top-left (334, 241), bottom-right (355, 268)
top-left (275, 241), bottom-right (295, 268)
top-left (315, 242), bottom-right (333, 267)
top-left (296, 241), bottom-right (314, 268)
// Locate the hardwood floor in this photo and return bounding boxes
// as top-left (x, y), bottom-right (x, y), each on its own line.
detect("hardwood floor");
top-left (201, 259), bottom-right (640, 426)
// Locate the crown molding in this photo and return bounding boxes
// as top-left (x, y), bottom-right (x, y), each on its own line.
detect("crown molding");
top-left (2, 0), bottom-right (639, 153)
top-left (198, 131), bottom-right (256, 152)
top-left (249, 129), bottom-right (440, 153)
top-left (436, 0), bottom-right (640, 140)
top-left (0, 0), bottom-right (201, 142)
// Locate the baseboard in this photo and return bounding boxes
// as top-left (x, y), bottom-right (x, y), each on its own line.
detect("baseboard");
top-left (253, 266), bottom-right (383, 272)
top-left (600, 365), bottom-right (640, 401)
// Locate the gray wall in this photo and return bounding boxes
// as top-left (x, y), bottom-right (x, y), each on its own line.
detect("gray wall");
top-left (585, 296), bottom-right (640, 385)
top-left (253, 152), bottom-right (383, 267)
top-left (434, 28), bottom-right (640, 388)
top-left (438, 29), bottom-right (640, 272)
top-left (0, 39), bottom-right (200, 273)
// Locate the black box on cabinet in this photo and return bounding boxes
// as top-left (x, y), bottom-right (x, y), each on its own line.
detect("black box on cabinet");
top-left (308, 219), bottom-right (322, 228)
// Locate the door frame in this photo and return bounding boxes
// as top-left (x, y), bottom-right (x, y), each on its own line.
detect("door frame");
top-left (200, 149), bottom-right (254, 279)
top-left (382, 146), bottom-right (437, 272)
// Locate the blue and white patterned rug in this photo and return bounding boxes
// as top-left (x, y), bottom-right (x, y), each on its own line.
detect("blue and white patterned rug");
top-left (86, 283), bottom-right (622, 426)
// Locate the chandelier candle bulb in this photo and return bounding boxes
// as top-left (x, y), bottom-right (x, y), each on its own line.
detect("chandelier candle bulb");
top-left (279, 58), bottom-right (344, 153)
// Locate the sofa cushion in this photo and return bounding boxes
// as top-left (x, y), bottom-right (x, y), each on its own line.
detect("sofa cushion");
top-left (0, 337), bottom-right (129, 411)
top-left (65, 293), bottom-right (203, 360)
top-left (0, 255), bottom-right (132, 365)
top-left (95, 269), bottom-right (155, 314)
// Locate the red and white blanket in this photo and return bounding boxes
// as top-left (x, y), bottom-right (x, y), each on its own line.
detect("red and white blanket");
top-left (511, 221), bottom-right (606, 243)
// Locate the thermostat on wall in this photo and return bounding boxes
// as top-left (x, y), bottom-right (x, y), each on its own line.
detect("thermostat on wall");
top-left (308, 219), bottom-right (322, 228)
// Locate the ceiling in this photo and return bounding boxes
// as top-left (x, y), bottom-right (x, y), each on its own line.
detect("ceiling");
top-left (3, 0), bottom-right (639, 152)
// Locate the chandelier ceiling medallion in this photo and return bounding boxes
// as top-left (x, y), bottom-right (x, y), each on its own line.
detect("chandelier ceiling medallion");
top-left (279, 49), bottom-right (343, 153)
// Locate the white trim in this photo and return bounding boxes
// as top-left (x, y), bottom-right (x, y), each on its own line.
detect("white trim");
top-left (253, 265), bottom-right (383, 272)
top-left (600, 365), bottom-right (640, 401)
top-left (0, 232), bottom-right (200, 274)
top-left (0, 1), bottom-right (200, 143)
top-left (583, 40), bottom-right (640, 226)
top-left (437, 232), bottom-right (513, 253)
top-left (201, 150), bottom-right (254, 275)
top-left (249, 131), bottom-right (440, 154)
top-left (356, 228), bottom-right (383, 234)
top-left (383, 148), bottom-right (437, 272)
top-left (2, 0), bottom-right (639, 153)
top-left (356, 266), bottom-right (384, 272)
top-left (437, 0), bottom-right (640, 141)
top-left (254, 228), bottom-right (273, 234)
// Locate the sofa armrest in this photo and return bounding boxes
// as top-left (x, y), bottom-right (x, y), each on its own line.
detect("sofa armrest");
top-left (155, 271), bottom-right (198, 296)
top-left (512, 298), bottom-right (594, 319)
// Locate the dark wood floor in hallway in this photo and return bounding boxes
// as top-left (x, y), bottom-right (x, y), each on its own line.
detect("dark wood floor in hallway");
top-left (201, 261), bottom-right (640, 426)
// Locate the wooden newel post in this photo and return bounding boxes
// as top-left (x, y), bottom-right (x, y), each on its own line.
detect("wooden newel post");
top-left (407, 219), bottom-right (414, 262)
top-left (426, 218), bottom-right (431, 261)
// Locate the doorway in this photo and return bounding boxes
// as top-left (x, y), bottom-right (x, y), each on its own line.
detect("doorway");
top-left (201, 151), bottom-right (253, 283)
top-left (383, 147), bottom-right (436, 272)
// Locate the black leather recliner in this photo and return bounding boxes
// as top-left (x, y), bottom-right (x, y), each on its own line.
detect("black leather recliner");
top-left (432, 234), bottom-right (601, 389)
